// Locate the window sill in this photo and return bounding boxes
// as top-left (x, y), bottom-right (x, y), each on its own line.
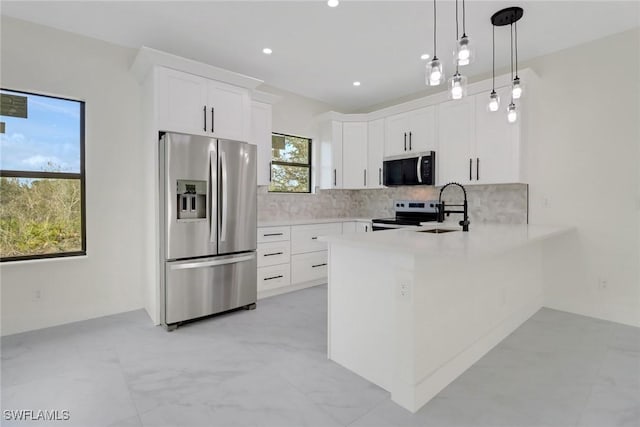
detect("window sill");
top-left (1, 254), bottom-right (88, 266)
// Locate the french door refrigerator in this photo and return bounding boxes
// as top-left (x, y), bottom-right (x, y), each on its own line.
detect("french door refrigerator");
top-left (159, 132), bottom-right (257, 330)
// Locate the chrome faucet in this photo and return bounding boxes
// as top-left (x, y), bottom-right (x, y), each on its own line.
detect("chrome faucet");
top-left (436, 182), bottom-right (470, 232)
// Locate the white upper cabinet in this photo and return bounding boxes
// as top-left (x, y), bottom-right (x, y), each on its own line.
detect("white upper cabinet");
top-left (474, 86), bottom-right (521, 184)
top-left (342, 122), bottom-right (368, 189)
top-left (157, 68), bottom-right (208, 135)
top-left (319, 120), bottom-right (343, 189)
top-left (156, 67), bottom-right (250, 141)
top-left (207, 80), bottom-right (250, 141)
top-left (367, 119), bottom-right (385, 189)
top-left (250, 101), bottom-right (272, 187)
top-left (385, 106), bottom-right (436, 157)
top-left (438, 97), bottom-right (475, 185)
top-left (438, 86), bottom-right (521, 185)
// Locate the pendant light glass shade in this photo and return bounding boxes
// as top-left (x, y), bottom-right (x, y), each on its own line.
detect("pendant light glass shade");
top-left (426, 57), bottom-right (444, 86)
top-left (507, 102), bottom-right (518, 123)
top-left (456, 35), bottom-right (473, 66)
top-left (511, 77), bottom-right (522, 99)
top-left (488, 90), bottom-right (500, 112)
top-left (448, 72), bottom-right (467, 100)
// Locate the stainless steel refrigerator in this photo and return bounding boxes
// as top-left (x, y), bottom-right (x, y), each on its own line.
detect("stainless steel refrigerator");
top-left (159, 132), bottom-right (257, 330)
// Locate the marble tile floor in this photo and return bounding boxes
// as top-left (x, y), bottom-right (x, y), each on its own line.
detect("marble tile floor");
top-left (1, 285), bottom-right (639, 427)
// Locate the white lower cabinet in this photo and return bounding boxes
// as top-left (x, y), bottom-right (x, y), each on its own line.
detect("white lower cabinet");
top-left (257, 222), bottom-right (342, 298)
top-left (356, 221), bottom-right (372, 233)
top-left (291, 251), bottom-right (328, 284)
top-left (257, 264), bottom-right (291, 291)
top-left (342, 222), bottom-right (357, 233)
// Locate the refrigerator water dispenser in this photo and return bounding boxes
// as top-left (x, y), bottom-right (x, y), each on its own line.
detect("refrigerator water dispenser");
top-left (176, 180), bottom-right (206, 220)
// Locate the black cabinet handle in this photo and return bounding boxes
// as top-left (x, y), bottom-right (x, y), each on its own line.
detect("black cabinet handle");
top-left (365, 225), bottom-right (369, 232)
top-left (469, 158), bottom-right (473, 181)
top-left (311, 236), bottom-right (318, 240)
top-left (409, 132), bottom-right (412, 150)
top-left (334, 169), bottom-right (337, 186)
top-left (404, 133), bottom-right (407, 151)
top-left (263, 252), bottom-right (284, 257)
top-left (364, 169), bottom-right (367, 186)
top-left (211, 107), bottom-right (215, 133)
top-left (269, 161), bottom-right (272, 182)
top-left (263, 232), bottom-right (283, 237)
top-left (264, 275), bottom-right (284, 281)
top-left (312, 263), bottom-right (327, 268)
top-left (379, 168), bottom-right (382, 185)
top-left (476, 158), bottom-right (480, 181)
top-left (203, 106), bottom-right (207, 132)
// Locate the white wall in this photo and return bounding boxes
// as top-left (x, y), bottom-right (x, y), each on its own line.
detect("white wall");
top-left (0, 17), bottom-right (145, 335)
top-left (526, 28), bottom-right (640, 327)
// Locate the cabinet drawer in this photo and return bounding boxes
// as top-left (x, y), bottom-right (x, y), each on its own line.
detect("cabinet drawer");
top-left (291, 251), bottom-right (328, 284)
top-left (257, 264), bottom-right (291, 292)
top-left (257, 241), bottom-right (291, 267)
top-left (291, 223), bottom-right (342, 254)
top-left (257, 226), bottom-right (291, 243)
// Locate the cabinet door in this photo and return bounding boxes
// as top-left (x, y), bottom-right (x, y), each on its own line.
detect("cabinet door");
top-left (250, 101), bottom-right (272, 186)
top-left (474, 87), bottom-right (521, 184)
top-left (342, 122), bottom-right (368, 189)
top-left (156, 67), bottom-right (208, 135)
top-left (356, 221), bottom-right (371, 233)
top-left (207, 80), bottom-right (250, 141)
top-left (342, 222), bottom-right (357, 234)
top-left (385, 112), bottom-right (410, 157)
top-left (438, 98), bottom-right (475, 185)
top-left (367, 119), bottom-right (385, 188)
top-left (318, 121), bottom-right (343, 189)
top-left (408, 106), bottom-right (437, 153)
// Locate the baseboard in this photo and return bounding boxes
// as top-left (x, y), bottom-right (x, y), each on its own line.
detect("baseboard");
top-left (258, 279), bottom-right (326, 300)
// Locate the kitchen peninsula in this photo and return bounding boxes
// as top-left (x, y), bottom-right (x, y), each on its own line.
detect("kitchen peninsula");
top-left (322, 223), bottom-right (574, 413)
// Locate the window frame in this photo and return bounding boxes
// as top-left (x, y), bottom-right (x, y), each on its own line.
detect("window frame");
top-left (269, 132), bottom-right (312, 194)
top-left (0, 88), bottom-right (86, 262)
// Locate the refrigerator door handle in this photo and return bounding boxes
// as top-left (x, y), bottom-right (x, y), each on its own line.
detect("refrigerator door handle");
top-left (169, 253), bottom-right (255, 270)
top-left (220, 149), bottom-right (228, 242)
top-left (209, 151), bottom-right (217, 243)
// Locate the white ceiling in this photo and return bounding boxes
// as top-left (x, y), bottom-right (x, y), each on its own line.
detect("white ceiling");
top-left (2, 1), bottom-right (639, 112)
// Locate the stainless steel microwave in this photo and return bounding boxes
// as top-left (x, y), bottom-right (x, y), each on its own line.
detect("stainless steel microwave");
top-left (383, 151), bottom-right (435, 186)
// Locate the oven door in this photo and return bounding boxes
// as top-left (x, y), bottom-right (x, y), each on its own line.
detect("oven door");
top-left (371, 222), bottom-right (418, 232)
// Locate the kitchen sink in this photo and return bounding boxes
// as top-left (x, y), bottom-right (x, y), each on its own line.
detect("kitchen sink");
top-left (417, 228), bottom-right (459, 234)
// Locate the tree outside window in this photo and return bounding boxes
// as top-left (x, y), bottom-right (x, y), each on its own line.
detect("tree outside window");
top-left (269, 133), bottom-right (311, 193)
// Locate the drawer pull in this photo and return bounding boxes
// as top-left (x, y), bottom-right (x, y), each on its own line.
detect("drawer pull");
top-left (263, 252), bottom-right (284, 257)
top-left (263, 232), bottom-right (284, 237)
top-left (312, 263), bottom-right (327, 268)
top-left (264, 275), bottom-right (284, 281)
top-left (311, 236), bottom-right (318, 240)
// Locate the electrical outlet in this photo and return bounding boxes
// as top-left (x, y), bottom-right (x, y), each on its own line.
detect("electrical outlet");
top-left (597, 277), bottom-right (608, 290)
top-left (398, 281), bottom-right (411, 299)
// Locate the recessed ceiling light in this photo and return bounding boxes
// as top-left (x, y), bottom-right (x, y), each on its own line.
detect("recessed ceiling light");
top-left (262, 48), bottom-right (273, 55)
top-left (353, 81), bottom-right (361, 87)
top-left (421, 53), bottom-right (430, 60)
top-left (328, 0), bottom-right (339, 7)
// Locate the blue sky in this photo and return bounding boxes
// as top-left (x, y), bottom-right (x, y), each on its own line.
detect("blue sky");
top-left (0, 90), bottom-right (81, 173)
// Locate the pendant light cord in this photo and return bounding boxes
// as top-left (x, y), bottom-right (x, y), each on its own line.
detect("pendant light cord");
top-left (455, 0), bottom-right (459, 40)
top-left (433, 0), bottom-right (437, 58)
top-left (492, 25), bottom-right (495, 91)
top-left (514, 21), bottom-right (519, 78)
top-left (510, 23), bottom-right (514, 81)
top-left (462, 0), bottom-right (467, 37)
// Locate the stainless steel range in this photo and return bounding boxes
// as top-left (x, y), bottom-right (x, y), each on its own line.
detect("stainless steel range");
top-left (371, 200), bottom-right (440, 231)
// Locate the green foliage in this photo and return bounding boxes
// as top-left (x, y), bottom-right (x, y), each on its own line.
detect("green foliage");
top-left (269, 134), bottom-right (311, 193)
top-left (0, 177), bottom-right (82, 258)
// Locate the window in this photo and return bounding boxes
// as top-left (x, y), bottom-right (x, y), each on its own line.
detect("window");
top-left (269, 133), bottom-right (312, 193)
top-left (0, 89), bottom-right (85, 262)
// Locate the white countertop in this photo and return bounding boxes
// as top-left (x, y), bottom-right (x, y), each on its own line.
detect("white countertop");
top-left (321, 223), bottom-right (574, 259)
top-left (258, 217), bottom-right (373, 227)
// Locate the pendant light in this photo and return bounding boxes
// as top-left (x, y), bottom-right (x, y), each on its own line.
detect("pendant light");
top-left (426, 0), bottom-right (443, 86)
top-left (448, 0), bottom-right (467, 99)
top-left (487, 25), bottom-right (500, 112)
top-left (511, 21), bottom-right (522, 99)
top-left (490, 7), bottom-right (524, 123)
top-left (456, 0), bottom-right (473, 66)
